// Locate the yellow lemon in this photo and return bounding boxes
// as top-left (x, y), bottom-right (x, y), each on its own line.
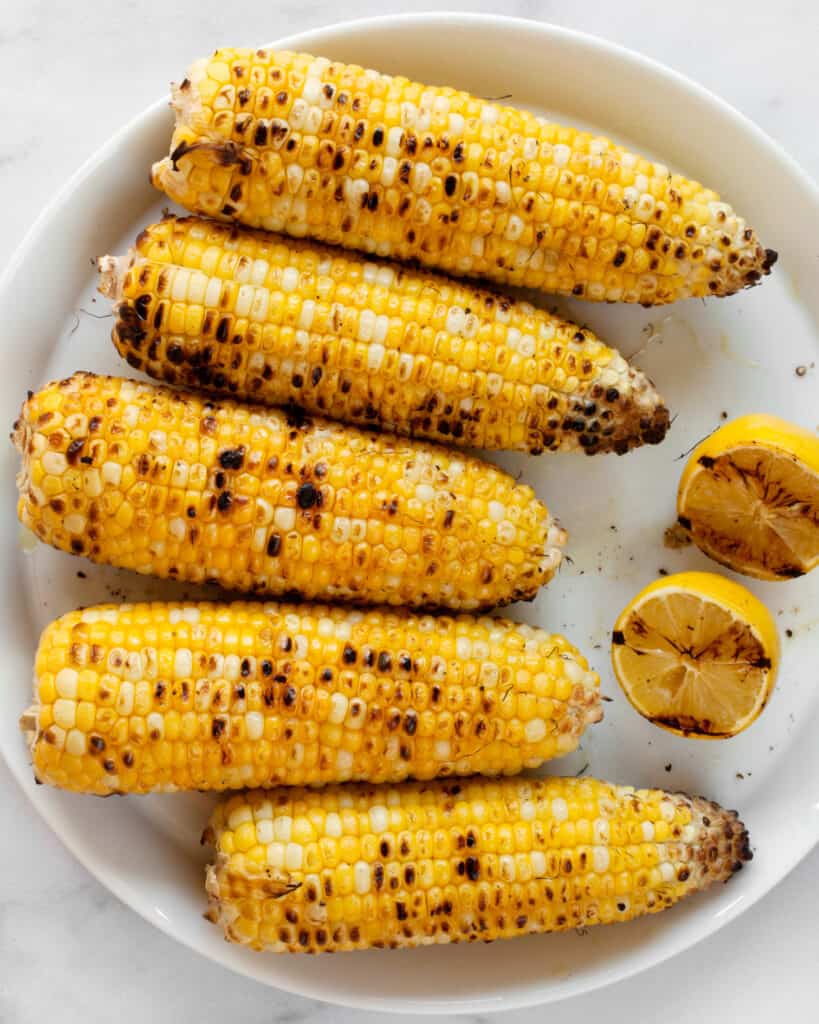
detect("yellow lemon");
top-left (677, 414), bottom-right (819, 580)
top-left (611, 571), bottom-right (779, 738)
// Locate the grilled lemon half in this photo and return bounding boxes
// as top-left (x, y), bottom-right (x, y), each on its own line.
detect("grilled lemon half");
top-left (677, 414), bottom-right (819, 580)
top-left (611, 572), bottom-right (779, 739)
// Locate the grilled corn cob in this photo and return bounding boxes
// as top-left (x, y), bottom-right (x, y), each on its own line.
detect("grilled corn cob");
top-left (13, 373), bottom-right (563, 608)
top-left (100, 216), bottom-right (669, 454)
top-left (22, 601), bottom-right (601, 795)
top-left (203, 776), bottom-right (751, 952)
top-left (152, 48), bottom-right (776, 305)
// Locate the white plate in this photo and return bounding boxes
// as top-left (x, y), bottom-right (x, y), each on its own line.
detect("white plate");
top-left (2, 12), bottom-right (818, 1015)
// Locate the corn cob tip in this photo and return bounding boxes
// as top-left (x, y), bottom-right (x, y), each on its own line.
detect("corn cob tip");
top-left (589, 356), bottom-right (671, 456)
top-left (582, 691), bottom-right (604, 726)
top-left (684, 792), bottom-right (753, 882)
top-left (705, 234), bottom-right (777, 298)
top-left (624, 364), bottom-right (671, 451)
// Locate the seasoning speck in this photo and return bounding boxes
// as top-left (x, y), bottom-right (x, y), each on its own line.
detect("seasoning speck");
top-left (664, 522), bottom-right (691, 549)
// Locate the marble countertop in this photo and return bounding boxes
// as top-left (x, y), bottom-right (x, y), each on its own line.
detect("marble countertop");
top-left (2, 1), bottom-right (817, 1020)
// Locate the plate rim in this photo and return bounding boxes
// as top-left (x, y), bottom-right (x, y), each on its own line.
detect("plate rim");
top-left (2, 11), bottom-right (818, 1015)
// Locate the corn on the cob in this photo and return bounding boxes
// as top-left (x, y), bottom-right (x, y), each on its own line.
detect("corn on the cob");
top-left (152, 48), bottom-right (776, 305)
top-left (13, 373), bottom-right (563, 608)
top-left (203, 776), bottom-right (751, 952)
top-left (100, 216), bottom-right (669, 455)
top-left (22, 600), bottom-right (601, 795)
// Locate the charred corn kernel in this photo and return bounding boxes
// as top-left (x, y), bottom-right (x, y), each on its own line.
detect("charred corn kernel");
top-left (203, 776), bottom-right (752, 952)
top-left (23, 601), bottom-right (601, 795)
top-left (13, 373), bottom-right (563, 608)
top-left (99, 216), bottom-right (668, 455)
top-left (153, 49), bottom-right (776, 305)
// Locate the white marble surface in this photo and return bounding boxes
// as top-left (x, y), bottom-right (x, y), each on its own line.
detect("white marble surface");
top-left (2, 1), bottom-right (818, 1020)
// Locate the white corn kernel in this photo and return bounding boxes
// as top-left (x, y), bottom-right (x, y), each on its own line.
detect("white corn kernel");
top-left (358, 310), bottom-right (376, 342)
top-left (63, 514), bottom-right (86, 534)
top-left (65, 729), bottom-right (87, 756)
top-left (524, 719), bottom-right (547, 743)
top-left (204, 277), bottom-right (221, 307)
top-left (41, 452), bottom-right (67, 475)
top-left (660, 801), bottom-right (676, 822)
top-left (256, 820), bottom-right (274, 844)
top-left (551, 798), bottom-right (568, 822)
top-left (386, 127), bottom-right (404, 157)
top-left (335, 749), bottom-right (354, 777)
top-left (659, 861), bottom-right (675, 882)
top-left (174, 649), bottom-right (192, 677)
top-left (552, 143), bottom-right (570, 166)
top-left (272, 815), bottom-right (292, 841)
top-left (274, 507), bottom-right (295, 531)
top-left (563, 659), bottom-right (584, 685)
top-left (245, 712), bottom-right (264, 741)
top-left (369, 805), bottom-right (388, 832)
top-left (53, 699), bottom-right (76, 729)
top-left (324, 812), bottom-right (342, 837)
top-left (281, 267), bottom-right (299, 293)
top-left (354, 860), bottom-right (371, 895)
top-left (101, 461), bottom-right (122, 486)
top-left (266, 842), bottom-right (285, 868)
top-left (434, 739), bottom-right (451, 761)
top-left (235, 284), bottom-right (254, 317)
top-left (285, 842), bottom-right (303, 870)
top-left (455, 637), bottom-right (471, 659)
top-left (381, 156), bottom-right (397, 186)
top-left (329, 693), bottom-right (348, 725)
top-left (55, 668), bottom-right (78, 699)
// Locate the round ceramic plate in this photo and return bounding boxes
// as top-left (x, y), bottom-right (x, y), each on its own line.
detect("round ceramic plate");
top-left (1, 12), bottom-right (818, 1015)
